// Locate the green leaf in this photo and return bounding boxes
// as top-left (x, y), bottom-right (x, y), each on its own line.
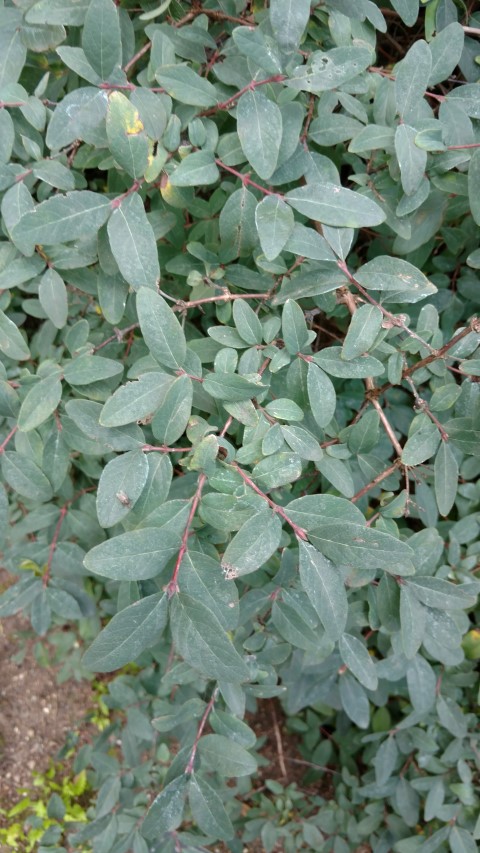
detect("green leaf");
top-left (339, 633), bottom-right (378, 691)
top-left (236, 90), bottom-right (283, 181)
top-left (390, 0), bottom-right (418, 25)
top-left (287, 493), bottom-right (364, 530)
top-left (407, 577), bottom-right (477, 611)
top-left (400, 585), bottom-right (425, 660)
top-left (203, 372), bottom-right (268, 402)
top-left (339, 671), bottom-right (370, 728)
top-left (281, 424), bottom-right (322, 461)
top-left (100, 372), bottom-right (173, 427)
top-left (169, 151), bottom-right (219, 187)
top-left (38, 269), bottom-right (68, 329)
top-left (395, 124), bottom-right (427, 197)
top-left (434, 441), bottom-right (458, 517)
top-left (1, 452), bottom-right (53, 502)
top-left (155, 64), bottom-right (218, 107)
top-left (96, 450), bottom-right (149, 528)
top-left (395, 40), bottom-right (431, 122)
top-left (428, 23), bottom-right (464, 87)
top-left (252, 452), bottom-right (302, 490)
top-left (177, 551), bottom-right (238, 631)
top-left (349, 125), bottom-right (395, 154)
top-left (136, 287), bottom-right (186, 369)
top-left (437, 695), bottom-right (468, 738)
top-left (25, 0), bottom-right (89, 24)
top-left (0, 310), bottom-right (30, 360)
top-left (264, 398), bottom-right (303, 421)
top-left (402, 422), bottom-right (440, 466)
top-left (107, 193), bottom-right (160, 290)
top-left (449, 827), bottom-right (477, 853)
top-left (308, 521), bottom-right (415, 575)
top-left (219, 186), bottom-right (257, 258)
top-left (282, 299), bottom-right (310, 354)
top-left (233, 299), bottom-right (263, 346)
top-left (307, 362), bottom-right (336, 428)
top-left (299, 542), bottom-right (347, 640)
top-left (468, 148), bottom-right (480, 227)
top-left (141, 775), bottom-right (189, 840)
top-left (82, 0), bottom-right (121, 79)
top-left (12, 191), bottom-right (111, 253)
top-left (83, 593), bottom-right (168, 672)
top-left (287, 48), bottom-right (372, 93)
top-left (17, 373), bottom-right (62, 433)
top-left (232, 26), bottom-right (282, 75)
top-left (63, 355), bottom-right (123, 386)
top-left (170, 594), bottom-right (250, 682)
top-left (221, 510), bottom-right (282, 578)
top-left (188, 775), bottom-right (234, 841)
top-left (285, 184), bottom-right (385, 228)
top-left (374, 736), bottom-right (398, 786)
top-left (152, 374), bottom-right (193, 445)
top-left (270, 0), bottom-right (310, 52)
top-left (106, 92), bottom-right (150, 180)
top-left (255, 195), bottom-right (294, 261)
top-left (353, 257), bottom-right (436, 301)
top-left (197, 735), bottom-right (257, 777)
top-left (84, 527), bottom-right (181, 580)
top-left (342, 305), bottom-right (382, 360)
top-left (0, 12), bottom-right (26, 88)
top-left (284, 223), bottom-right (336, 261)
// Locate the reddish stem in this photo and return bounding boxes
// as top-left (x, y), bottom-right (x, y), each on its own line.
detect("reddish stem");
top-left (185, 687), bottom-right (219, 774)
top-left (166, 473), bottom-right (207, 597)
top-left (202, 75), bottom-right (286, 116)
top-left (231, 463), bottom-right (308, 540)
top-left (215, 159), bottom-right (278, 196)
top-left (0, 425), bottom-right (18, 454)
top-left (142, 444), bottom-right (191, 453)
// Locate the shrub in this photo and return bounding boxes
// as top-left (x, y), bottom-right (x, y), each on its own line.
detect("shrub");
top-left (0, 0), bottom-right (479, 850)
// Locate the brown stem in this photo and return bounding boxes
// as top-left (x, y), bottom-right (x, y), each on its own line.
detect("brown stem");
top-left (142, 444), bottom-right (192, 453)
top-left (124, 41), bottom-right (151, 75)
top-left (351, 460), bottom-right (402, 504)
top-left (231, 463), bottom-right (308, 540)
top-left (201, 75), bottom-right (286, 117)
top-left (404, 376), bottom-right (449, 441)
top-left (370, 398), bottom-right (403, 457)
top-left (0, 425), bottom-right (18, 454)
top-left (176, 291), bottom-right (270, 310)
top-left (165, 473), bottom-right (207, 597)
top-left (93, 323), bottom-right (140, 353)
top-left (185, 687), bottom-right (219, 774)
top-left (215, 159), bottom-right (278, 195)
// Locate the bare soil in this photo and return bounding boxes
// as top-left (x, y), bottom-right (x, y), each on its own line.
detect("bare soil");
top-left (0, 606), bottom-right (93, 820)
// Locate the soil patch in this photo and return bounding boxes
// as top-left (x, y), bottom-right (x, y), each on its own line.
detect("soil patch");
top-left (0, 576), bottom-right (94, 819)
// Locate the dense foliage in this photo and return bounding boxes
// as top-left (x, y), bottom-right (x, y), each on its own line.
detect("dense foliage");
top-left (1, 0), bottom-right (480, 850)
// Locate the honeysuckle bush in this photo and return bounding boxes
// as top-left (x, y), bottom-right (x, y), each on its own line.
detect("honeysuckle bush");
top-left (1, 0), bottom-right (480, 850)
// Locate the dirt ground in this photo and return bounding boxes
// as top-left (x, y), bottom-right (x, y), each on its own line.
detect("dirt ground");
top-left (0, 607), bottom-right (94, 820)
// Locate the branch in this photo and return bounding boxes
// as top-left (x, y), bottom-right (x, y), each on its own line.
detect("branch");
top-left (165, 473), bottom-right (207, 597)
top-left (92, 323), bottom-right (139, 352)
top-left (215, 159), bottom-right (278, 195)
top-left (185, 687), bottom-right (219, 774)
top-left (404, 376), bottom-right (449, 441)
top-left (124, 40), bottom-right (151, 75)
top-left (351, 460), bottom-right (402, 504)
top-left (165, 417), bottom-right (233, 596)
top-left (337, 260), bottom-right (435, 353)
top-left (0, 425), bottom-right (18, 454)
top-left (142, 444), bottom-right (192, 453)
top-left (370, 397), bottom-right (404, 457)
top-left (175, 291), bottom-right (270, 310)
top-left (231, 462), bottom-right (308, 540)
top-left (201, 75), bottom-right (286, 116)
